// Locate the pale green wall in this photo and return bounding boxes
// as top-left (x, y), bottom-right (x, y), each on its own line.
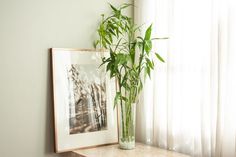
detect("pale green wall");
top-left (0, 0), bottom-right (132, 157)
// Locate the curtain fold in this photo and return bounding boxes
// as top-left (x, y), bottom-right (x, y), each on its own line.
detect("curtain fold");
top-left (134, 0), bottom-right (236, 157)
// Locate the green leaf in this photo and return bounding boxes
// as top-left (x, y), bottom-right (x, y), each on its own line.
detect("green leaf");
top-left (114, 92), bottom-right (121, 109)
top-left (110, 68), bottom-right (116, 78)
top-left (144, 40), bottom-right (152, 54)
top-left (121, 73), bottom-right (128, 86)
top-left (115, 28), bottom-right (119, 37)
top-left (130, 45), bottom-right (135, 64)
top-left (146, 66), bottom-right (151, 78)
top-left (138, 80), bottom-right (143, 93)
top-left (155, 53), bottom-right (165, 62)
top-left (146, 58), bottom-right (154, 69)
top-left (114, 38), bottom-right (122, 52)
top-left (144, 66), bottom-right (151, 79)
top-left (137, 41), bottom-right (143, 50)
top-left (104, 37), bottom-right (111, 45)
top-left (116, 53), bottom-right (130, 65)
top-left (93, 40), bottom-right (99, 48)
top-left (120, 3), bottom-right (133, 10)
top-left (122, 82), bottom-right (130, 91)
top-left (108, 28), bottom-right (116, 36)
top-left (99, 57), bottom-right (110, 68)
top-left (108, 33), bottom-right (113, 43)
top-left (144, 24), bottom-right (152, 40)
top-left (134, 24), bottom-right (144, 32)
top-left (102, 40), bottom-right (107, 49)
top-left (106, 62), bottom-right (112, 72)
top-left (152, 37), bottom-right (169, 40)
top-left (137, 36), bottom-right (144, 41)
top-left (121, 96), bottom-right (128, 102)
top-left (109, 3), bottom-right (118, 12)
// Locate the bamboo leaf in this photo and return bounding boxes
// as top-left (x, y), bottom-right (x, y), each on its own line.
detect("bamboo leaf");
top-left (137, 41), bottom-right (143, 50)
top-left (147, 66), bottom-right (151, 78)
top-left (120, 3), bottom-right (133, 10)
top-left (108, 28), bottom-right (116, 36)
top-left (106, 62), bottom-right (112, 72)
top-left (138, 80), bottom-right (143, 93)
top-left (130, 44), bottom-right (135, 64)
top-left (114, 92), bottom-right (121, 109)
top-left (102, 40), bottom-right (107, 49)
top-left (144, 24), bottom-right (152, 40)
top-left (104, 37), bottom-right (111, 45)
top-left (146, 58), bottom-right (154, 69)
top-left (155, 53), bottom-right (165, 62)
top-left (109, 3), bottom-right (118, 12)
top-left (121, 96), bottom-right (128, 102)
top-left (144, 40), bottom-right (152, 54)
top-left (108, 33), bottom-right (113, 43)
top-left (93, 40), bottom-right (99, 48)
top-left (152, 37), bottom-right (169, 40)
top-left (137, 36), bottom-right (144, 41)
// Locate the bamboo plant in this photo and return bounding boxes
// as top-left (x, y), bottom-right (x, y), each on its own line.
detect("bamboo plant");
top-left (94, 3), bottom-right (166, 148)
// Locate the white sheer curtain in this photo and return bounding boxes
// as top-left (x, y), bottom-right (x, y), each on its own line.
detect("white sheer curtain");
top-left (135, 0), bottom-right (236, 157)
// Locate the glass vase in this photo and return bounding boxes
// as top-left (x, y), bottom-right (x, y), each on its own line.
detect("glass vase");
top-left (118, 102), bottom-right (136, 149)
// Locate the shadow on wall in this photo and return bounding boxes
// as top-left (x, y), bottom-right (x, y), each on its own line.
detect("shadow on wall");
top-left (44, 49), bottom-right (76, 157)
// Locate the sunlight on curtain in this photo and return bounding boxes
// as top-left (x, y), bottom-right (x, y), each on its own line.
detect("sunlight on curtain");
top-left (134, 0), bottom-right (236, 156)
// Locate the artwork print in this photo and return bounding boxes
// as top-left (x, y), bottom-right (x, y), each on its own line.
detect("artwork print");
top-left (67, 64), bottom-right (107, 134)
top-left (52, 49), bottom-right (118, 152)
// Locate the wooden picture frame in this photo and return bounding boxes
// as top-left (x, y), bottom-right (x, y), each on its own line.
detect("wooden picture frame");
top-left (51, 48), bottom-right (118, 153)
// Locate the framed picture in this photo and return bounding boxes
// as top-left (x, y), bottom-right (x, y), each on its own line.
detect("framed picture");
top-left (51, 48), bottom-right (118, 153)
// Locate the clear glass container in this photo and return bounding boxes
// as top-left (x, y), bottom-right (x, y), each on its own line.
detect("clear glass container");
top-left (118, 103), bottom-right (136, 149)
